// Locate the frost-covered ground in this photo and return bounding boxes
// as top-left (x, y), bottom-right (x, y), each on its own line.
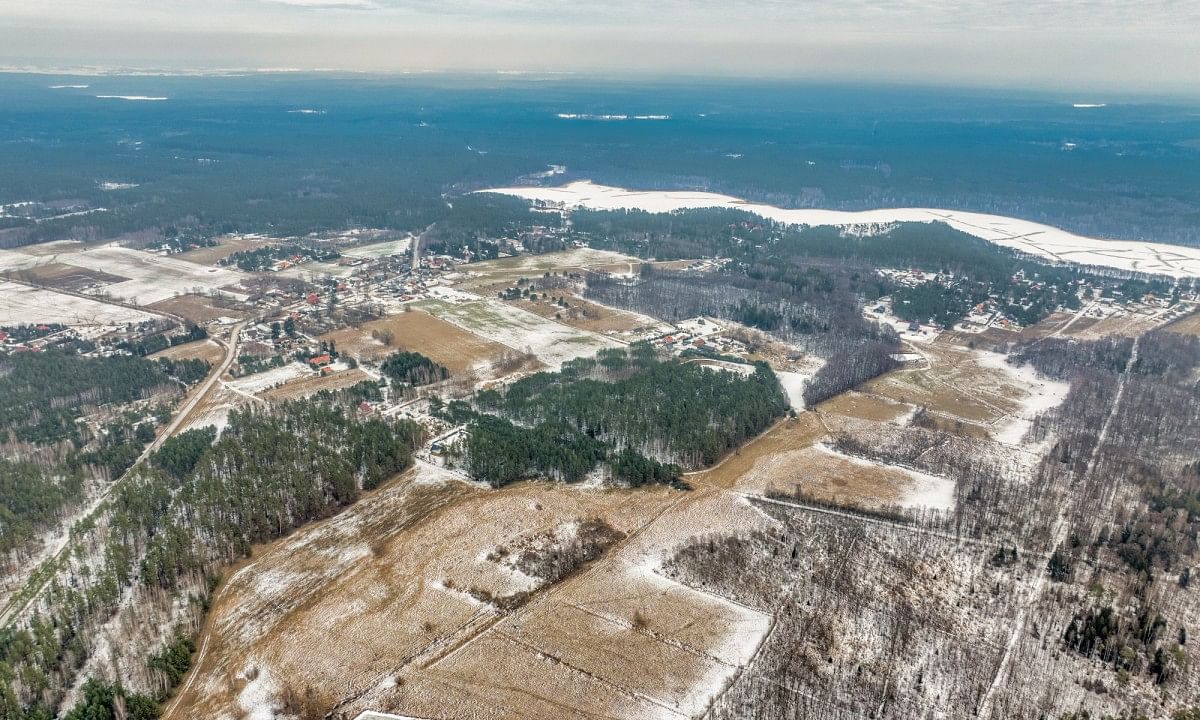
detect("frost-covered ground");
top-left (814, 444), bottom-right (957, 511)
top-left (0, 280), bottom-right (157, 324)
top-left (342, 236), bottom-right (413, 259)
top-left (974, 350), bottom-right (1071, 446)
top-left (225, 363), bottom-right (313, 395)
top-left (483, 181), bottom-right (1200, 277)
top-left (415, 297), bottom-right (622, 370)
top-left (0, 242), bottom-right (248, 305)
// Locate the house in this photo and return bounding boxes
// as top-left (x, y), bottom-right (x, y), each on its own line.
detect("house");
top-left (308, 354), bottom-right (332, 367)
top-left (306, 293), bottom-right (320, 305)
top-left (321, 365), bottom-right (335, 375)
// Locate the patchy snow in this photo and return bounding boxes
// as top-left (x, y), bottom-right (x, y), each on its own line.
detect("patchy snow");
top-left (974, 350), bottom-right (1071, 446)
top-left (482, 181), bottom-right (1200, 278)
top-left (776, 370), bottom-right (812, 410)
top-left (342, 236), bottom-right (413, 259)
top-left (227, 362), bottom-right (312, 394)
top-left (0, 242), bottom-right (248, 305)
top-left (623, 551), bottom-right (771, 717)
top-left (235, 662), bottom-right (280, 720)
top-left (816, 444), bottom-right (957, 511)
top-left (417, 297), bottom-right (621, 370)
top-left (0, 281), bottom-right (156, 325)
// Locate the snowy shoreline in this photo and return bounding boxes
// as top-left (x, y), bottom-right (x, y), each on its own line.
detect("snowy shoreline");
top-left (481, 181), bottom-right (1200, 278)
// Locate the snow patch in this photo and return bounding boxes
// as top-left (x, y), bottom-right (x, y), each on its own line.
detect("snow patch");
top-left (481, 181), bottom-right (1200, 278)
top-left (816, 444), bottom-right (957, 511)
top-left (975, 350), bottom-right (1071, 446)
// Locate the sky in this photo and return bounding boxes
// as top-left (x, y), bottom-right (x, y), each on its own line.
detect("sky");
top-left (1, 0), bottom-right (1197, 95)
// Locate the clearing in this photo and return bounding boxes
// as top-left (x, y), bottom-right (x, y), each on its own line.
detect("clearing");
top-left (150, 339), bottom-right (226, 366)
top-left (0, 280), bottom-right (156, 325)
top-left (319, 310), bottom-right (518, 375)
top-left (147, 294), bottom-right (249, 325)
top-left (414, 298), bottom-right (621, 370)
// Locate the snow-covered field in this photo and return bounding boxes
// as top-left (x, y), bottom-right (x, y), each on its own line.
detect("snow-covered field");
top-left (975, 350), bottom-right (1071, 446)
top-left (341, 236), bottom-right (412, 259)
top-left (482, 181), bottom-right (1200, 277)
top-left (226, 363), bottom-right (313, 395)
top-left (775, 370), bottom-right (811, 410)
top-left (415, 297), bottom-right (622, 369)
top-left (0, 281), bottom-right (156, 325)
top-left (0, 242), bottom-right (248, 305)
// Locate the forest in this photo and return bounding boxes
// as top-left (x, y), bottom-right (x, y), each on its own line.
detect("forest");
top-left (0, 399), bottom-right (424, 720)
top-left (445, 344), bottom-right (787, 487)
top-left (380, 351), bottom-right (449, 387)
top-left (0, 350), bottom-right (206, 445)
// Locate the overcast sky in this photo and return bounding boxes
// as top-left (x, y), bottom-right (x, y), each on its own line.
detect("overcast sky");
top-left (1, 0), bottom-right (1197, 95)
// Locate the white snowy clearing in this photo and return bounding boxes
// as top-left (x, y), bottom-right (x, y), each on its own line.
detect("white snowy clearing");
top-left (225, 363), bottom-right (313, 395)
top-left (0, 281), bottom-right (156, 325)
top-left (0, 242), bottom-right (248, 305)
top-left (341, 236), bottom-right (413, 259)
top-left (414, 297), bottom-right (622, 370)
top-left (95, 95), bottom-right (168, 101)
top-left (481, 181), bottom-right (1200, 278)
top-left (815, 444), bottom-right (958, 512)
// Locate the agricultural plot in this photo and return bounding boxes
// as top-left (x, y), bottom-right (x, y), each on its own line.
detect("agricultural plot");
top-left (225, 363), bottom-right (314, 395)
top-left (261, 367), bottom-right (373, 401)
top-left (150, 338), bottom-right (225, 365)
top-left (0, 280), bottom-right (156, 325)
top-left (319, 310), bottom-right (518, 374)
top-left (147, 293), bottom-right (248, 324)
top-left (342, 237), bottom-right (412, 259)
top-left (0, 242), bottom-right (248, 305)
top-left (2, 261), bottom-right (128, 292)
top-left (415, 298), bottom-right (621, 370)
top-left (452, 247), bottom-right (640, 293)
top-left (510, 293), bottom-right (672, 339)
top-left (176, 234), bottom-right (275, 265)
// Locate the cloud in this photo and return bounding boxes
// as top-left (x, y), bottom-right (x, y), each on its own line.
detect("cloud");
top-left (261, 0), bottom-right (380, 9)
top-left (0, 0), bottom-right (1196, 95)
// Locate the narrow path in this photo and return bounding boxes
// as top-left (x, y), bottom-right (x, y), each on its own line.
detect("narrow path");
top-left (0, 321), bottom-right (245, 628)
top-left (975, 335), bottom-right (1139, 719)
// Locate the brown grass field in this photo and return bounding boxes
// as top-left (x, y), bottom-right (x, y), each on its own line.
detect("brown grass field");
top-left (861, 344), bottom-right (1019, 426)
top-left (176, 235), bottom-right (275, 265)
top-left (163, 408), bottom-right (830, 720)
top-left (3, 262), bottom-right (128, 292)
top-left (1163, 308), bottom-right (1200, 336)
top-left (147, 294), bottom-right (248, 325)
top-left (509, 293), bottom-right (662, 335)
top-left (260, 368), bottom-right (373, 401)
top-left (150, 339), bottom-right (226, 366)
top-left (816, 390), bottom-right (913, 423)
top-left (319, 310), bottom-right (516, 373)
